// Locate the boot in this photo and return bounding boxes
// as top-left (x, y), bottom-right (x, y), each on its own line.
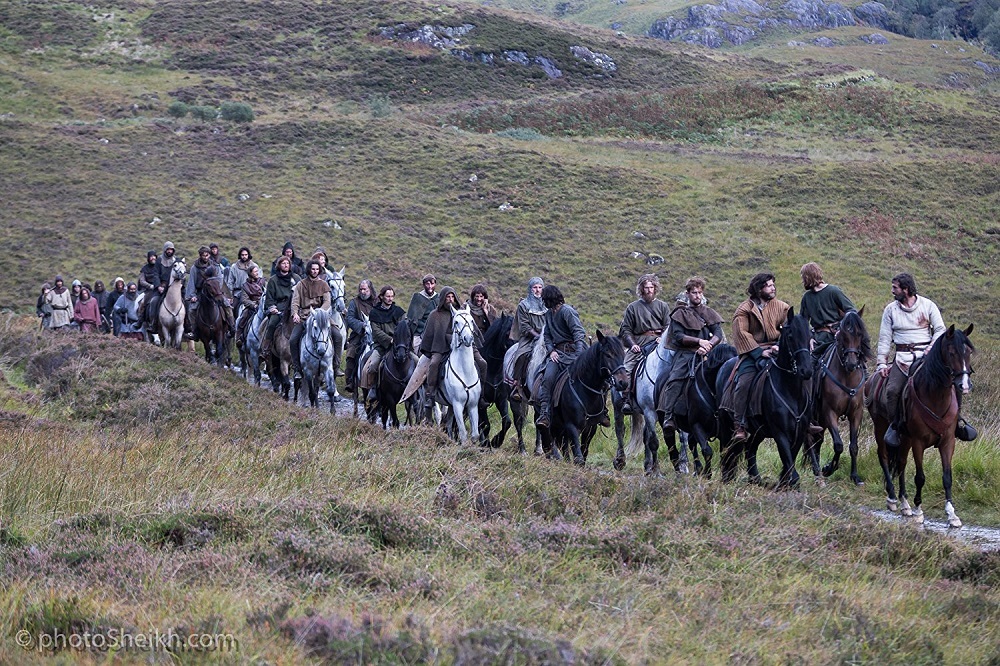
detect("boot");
top-left (598, 409), bottom-right (611, 427)
top-left (884, 422), bottom-right (901, 448)
top-left (536, 407), bottom-right (550, 429)
top-left (732, 424), bottom-right (749, 443)
top-left (808, 423), bottom-right (825, 436)
top-left (955, 418), bottom-right (978, 442)
top-left (661, 414), bottom-right (676, 434)
top-left (509, 383), bottom-right (523, 402)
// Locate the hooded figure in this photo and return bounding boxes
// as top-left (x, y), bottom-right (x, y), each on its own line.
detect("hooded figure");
top-left (272, 242), bottom-right (304, 277)
top-left (504, 277), bottom-right (546, 395)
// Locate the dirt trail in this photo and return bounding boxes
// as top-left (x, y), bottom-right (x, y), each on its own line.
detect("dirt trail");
top-left (872, 509), bottom-right (1000, 552)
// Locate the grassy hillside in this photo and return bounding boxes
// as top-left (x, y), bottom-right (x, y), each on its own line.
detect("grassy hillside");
top-left (2, 0), bottom-right (1000, 662)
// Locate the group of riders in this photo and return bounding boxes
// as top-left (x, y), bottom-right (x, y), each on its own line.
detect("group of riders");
top-left (36, 241), bottom-right (977, 445)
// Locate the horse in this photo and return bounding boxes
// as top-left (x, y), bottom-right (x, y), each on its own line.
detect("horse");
top-left (663, 343), bottom-right (738, 479)
top-left (508, 330), bottom-right (547, 456)
top-left (538, 331), bottom-right (629, 466)
top-left (351, 315), bottom-right (374, 419)
top-left (478, 313), bottom-right (515, 449)
top-left (241, 299), bottom-right (266, 386)
top-left (804, 308), bottom-right (871, 485)
top-left (377, 318), bottom-right (417, 429)
top-left (268, 313), bottom-right (296, 400)
top-left (326, 267), bottom-right (348, 378)
top-left (193, 278), bottom-right (231, 367)
top-left (718, 309), bottom-right (814, 488)
top-left (438, 305), bottom-right (482, 445)
top-left (865, 324), bottom-right (974, 527)
top-left (157, 259), bottom-right (187, 350)
top-left (299, 308), bottom-right (337, 413)
top-left (619, 332), bottom-right (690, 476)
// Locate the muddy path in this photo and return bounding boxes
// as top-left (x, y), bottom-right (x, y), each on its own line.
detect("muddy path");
top-left (872, 509), bottom-right (1000, 552)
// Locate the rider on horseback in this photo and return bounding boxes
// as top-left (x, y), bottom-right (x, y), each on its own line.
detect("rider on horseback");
top-left (344, 280), bottom-right (376, 394)
top-left (407, 274), bottom-right (439, 354)
top-left (876, 273), bottom-right (976, 445)
top-left (799, 262), bottom-right (856, 357)
top-left (289, 260), bottom-right (332, 380)
top-left (618, 274), bottom-right (671, 415)
top-left (415, 286), bottom-right (458, 412)
top-left (185, 247), bottom-right (235, 341)
top-left (725, 273), bottom-right (790, 444)
top-left (657, 277), bottom-right (724, 433)
top-left (138, 250), bottom-right (161, 330)
top-left (535, 285), bottom-right (586, 429)
top-left (361, 285), bottom-right (406, 398)
top-left (505, 277), bottom-right (546, 401)
top-left (235, 263), bottom-right (265, 350)
top-left (260, 255), bottom-right (299, 365)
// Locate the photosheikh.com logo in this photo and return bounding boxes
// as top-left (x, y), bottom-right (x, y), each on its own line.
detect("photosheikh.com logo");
top-left (15, 627), bottom-right (239, 653)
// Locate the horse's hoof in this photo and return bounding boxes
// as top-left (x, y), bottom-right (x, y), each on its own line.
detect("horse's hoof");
top-left (821, 464), bottom-right (836, 478)
top-left (612, 455), bottom-right (626, 471)
top-left (748, 475), bottom-right (765, 486)
top-left (677, 463), bottom-right (690, 475)
top-left (573, 456), bottom-right (585, 467)
top-left (332, 393), bottom-right (342, 403)
top-left (853, 478), bottom-right (865, 487)
top-left (912, 509), bottom-right (924, 523)
top-left (814, 477), bottom-right (827, 488)
top-left (901, 507), bottom-right (913, 517)
top-left (887, 498), bottom-right (899, 512)
top-left (948, 517), bottom-right (963, 529)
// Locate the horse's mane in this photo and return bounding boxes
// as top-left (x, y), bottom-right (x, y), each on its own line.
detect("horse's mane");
top-left (777, 311), bottom-right (811, 365)
top-left (916, 328), bottom-right (974, 392)
top-left (705, 343), bottom-right (737, 370)
top-left (393, 317), bottom-right (411, 343)
top-left (483, 313), bottom-right (513, 360)
top-left (839, 310), bottom-right (872, 363)
top-left (570, 334), bottom-right (622, 383)
top-left (310, 307), bottom-right (330, 328)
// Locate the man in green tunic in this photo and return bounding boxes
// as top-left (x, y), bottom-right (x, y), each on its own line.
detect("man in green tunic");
top-left (798, 262), bottom-right (856, 356)
top-left (618, 274), bottom-right (672, 414)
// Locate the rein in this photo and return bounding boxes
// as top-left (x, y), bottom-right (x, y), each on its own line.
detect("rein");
top-left (820, 344), bottom-right (866, 397)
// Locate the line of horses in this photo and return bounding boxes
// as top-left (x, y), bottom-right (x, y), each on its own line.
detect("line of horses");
top-left (139, 268), bottom-right (976, 529)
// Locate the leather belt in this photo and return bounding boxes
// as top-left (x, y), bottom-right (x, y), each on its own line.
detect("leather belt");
top-left (895, 343), bottom-right (927, 352)
top-left (555, 342), bottom-right (577, 353)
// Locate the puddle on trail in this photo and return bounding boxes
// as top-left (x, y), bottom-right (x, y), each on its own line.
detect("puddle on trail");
top-left (872, 509), bottom-right (1000, 552)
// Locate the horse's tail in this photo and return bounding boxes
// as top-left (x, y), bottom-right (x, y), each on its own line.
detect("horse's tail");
top-left (625, 407), bottom-right (644, 458)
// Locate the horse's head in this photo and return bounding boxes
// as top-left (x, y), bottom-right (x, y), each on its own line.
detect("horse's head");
top-left (942, 323), bottom-right (975, 395)
top-left (596, 330), bottom-right (629, 392)
top-left (778, 308), bottom-right (814, 380)
top-left (392, 317), bottom-right (411, 364)
top-left (307, 308), bottom-right (332, 355)
top-left (328, 267), bottom-right (346, 312)
top-left (834, 306), bottom-right (871, 373)
top-left (451, 306), bottom-right (476, 349)
top-left (705, 343), bottom-right (738, 372)
top-left (172, 260), bottom-right (187, 282)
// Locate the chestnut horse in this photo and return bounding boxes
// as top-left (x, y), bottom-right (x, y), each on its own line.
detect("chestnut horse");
top-left (865, 324), bottom-right (974, 527)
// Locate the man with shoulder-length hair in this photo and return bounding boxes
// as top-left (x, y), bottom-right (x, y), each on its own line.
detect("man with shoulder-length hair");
top-left (536, 285), bottom-right (586, 429)
top-left (799, 262), bottom-right (855, 356)
top-left (724, 272), bottom-right (790, 443)
top-left (618, 273), bottom-right (672, 414)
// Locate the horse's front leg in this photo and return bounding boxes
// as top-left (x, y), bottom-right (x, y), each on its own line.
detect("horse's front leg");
top-left (490, 391), bottom-right (512, 450)
top-left (660, 423), bottom-right (680, 472)
top-left (565, 424), bottom-right (584, 466)
top-left (940, 440), bottom-right (962, 528)
top-left (911, 444), bottom-right (927, 524)
top-left (745, 436), bottom-right (764, 486)
top-left (691, 423), bottom-right (713, 479)
top-left (612, 390), bottom-right (627, 466)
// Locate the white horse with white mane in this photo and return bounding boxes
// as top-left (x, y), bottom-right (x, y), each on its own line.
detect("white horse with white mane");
top-left (157, 259), bottom-right (187, 350)
top-left (441, 305), bottom-right (482, 444)
top-left (325, 266), bottom-right (348, 381)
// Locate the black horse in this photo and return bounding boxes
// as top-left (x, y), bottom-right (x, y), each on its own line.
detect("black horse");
top-left (718, 309), bottom-right (814, 488)
top-left (193, 280), bottom-right (231, 367)
top-left (540, 331), bottom-right (630, 466)
top-left (377, 318), bottom-right (417, 429)
top-left (478, 313), bottom-right (515, 449)
top-left (663, 343), bottom-right (737, 478)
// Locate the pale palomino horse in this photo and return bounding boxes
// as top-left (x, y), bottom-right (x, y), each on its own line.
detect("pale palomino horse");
top-left (327, 267), bottom-right (348, 378)
top-left (300, 308), bottom-right (337, 413)
top-left (157, 259), bottom-right (187, 350)
top-left (440, 305), bottom-right (482, 445)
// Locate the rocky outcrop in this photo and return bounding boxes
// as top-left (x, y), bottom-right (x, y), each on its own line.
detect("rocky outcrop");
top-left (649, 0), bottom-right (866, 47)
top-left (854, 2), bottom-right (895, 30)
top-left (859, 32), bottom-right (889, 44)
top-left (569, 46), bottom-right (617, 73)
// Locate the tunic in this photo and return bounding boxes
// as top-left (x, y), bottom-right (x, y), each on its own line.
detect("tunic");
top-left (406, 291), bottom-right (440, 335)
top-left (46, 288), bottom-right (73, 329)
top-left (799, 284), bottom-right (855, 351)
top-left (732, 297), bottom-right (791, 377)
top-left (544, 304), bottom-right (586, 364)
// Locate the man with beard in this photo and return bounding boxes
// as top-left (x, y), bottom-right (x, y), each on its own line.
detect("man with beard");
top-left (618, 274), bottom-right (672, 414)
top-left (226, 246), bottom-right (257, 314)
top-left (209, 242), bottom-right (229, 270)
top-left (113, 282), bottom-right (145, 340)
top-left (536, 285), bottom-right (587, 429)
top-left (73, 286), bottom-right (101, 333)
top-left (260, 255), bottom-right (299, 363)
top-left (402, 286), bottom-right (458, 413)
top-left (799, 262), bottom-right (855, 356)
top-left (186, 246), bottom-right (235, 339)
top-left (289, 260), bottom-right (332, 380)
top-left (46, 276), bottom-right (73, 330)
top-left (138, 250), bottom-right (162, 329)
top-left (505, 277), bottom-right (546, 401)
top-left (657, 277), bottom-right (724, 432)
top-left (463, 284), bottom-right (493, 380)
top-left (344, 280), bottom-right (376, 394)
top-left (876, 273), bottom-right (975, 444)
top-left (406, 274), bottom-right (439, 353)
top-left (271, 242), bottom-right (304, 277)
top-left (155, 242), bottom-right (177, 285)
top-left (360, 285), bottom-right (406, 399)
top-left (725, 273), bottom-right (790, 443)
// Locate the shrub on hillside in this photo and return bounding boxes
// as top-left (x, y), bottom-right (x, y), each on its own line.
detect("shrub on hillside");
top-left (220, 101), bottom-right (254, 123)
top-left (167, 101), bottom-right (189, 118)
top-left (189, 105), bottom-right (219, 122)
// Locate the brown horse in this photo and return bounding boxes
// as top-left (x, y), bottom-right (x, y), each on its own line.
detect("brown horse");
top-left (804, 308), bottom-right (871, 485)
top-left (865, 324), bottom-right (974, 527)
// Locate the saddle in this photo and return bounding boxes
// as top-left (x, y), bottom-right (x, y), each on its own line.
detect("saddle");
top-left (747, 365), bottom-right (772, 418)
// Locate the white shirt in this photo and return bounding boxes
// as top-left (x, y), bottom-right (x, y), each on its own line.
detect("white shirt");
top-left (876, 295), bottom-right (945, 371)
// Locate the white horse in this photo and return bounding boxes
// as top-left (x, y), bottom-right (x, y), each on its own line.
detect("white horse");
top-left (326, 267), bottom-right (348, 378)
top-left (158, 259), bottom-right (187, 350)
top-left (441, 305), bottom-right (481, 445)
top-left (300, 308), bottom-right (337, 413)
top-left (352, 314), bottom-right (374, 418)
top-left (242, 299), bottom-right (266, 386)
top-left (622, 330), bottom-right (691, 476)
